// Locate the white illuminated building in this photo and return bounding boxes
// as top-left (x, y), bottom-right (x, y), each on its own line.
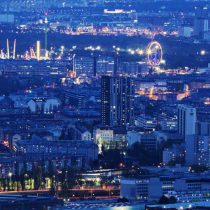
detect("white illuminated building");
top-left (27, 98), bottom-right (60, 114)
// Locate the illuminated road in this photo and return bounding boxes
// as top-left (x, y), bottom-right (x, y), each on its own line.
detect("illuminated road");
top-left (0, 187), bottom-right (120, 200)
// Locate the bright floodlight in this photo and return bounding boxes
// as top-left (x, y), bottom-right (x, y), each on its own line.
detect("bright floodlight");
top-left (200, 50), bottom-right (206, 56)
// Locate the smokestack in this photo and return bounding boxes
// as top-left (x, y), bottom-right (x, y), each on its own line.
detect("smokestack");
top-left (36, 40), bottom-right (41, 61)
top-left (13, 39), bottom-right (16, 59)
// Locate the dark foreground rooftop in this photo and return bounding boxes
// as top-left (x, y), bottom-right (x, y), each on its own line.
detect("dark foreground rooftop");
top-left (0, 194), bottom-right (63, 209)
top-left (146, 201), bottom-right (210, 210)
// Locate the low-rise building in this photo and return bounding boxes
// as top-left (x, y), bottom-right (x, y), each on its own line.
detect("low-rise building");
top-left (162, 144), bottom-right (185, 165)
top-left (16, 136), bottom-right (98, 168)
top-left (94, 127), bottom-right (127, 152)
top-left (120, 177), bottom-right (149, 201)
top-left (27, 98), bottom-right (60, 114)
top-left (120, 175), bottom-right (210, 202)
top-left (135, 115), bottom-right (157, 131)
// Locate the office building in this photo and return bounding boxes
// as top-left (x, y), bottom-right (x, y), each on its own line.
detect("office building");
top-left (121, 177), bottom-right (149, 201)
top-left (121, 175), bottom-right (210, 202)
top-left (178, 105), bottom-right (197, 165)
top-left (178, 105), bottom-right (196, 137)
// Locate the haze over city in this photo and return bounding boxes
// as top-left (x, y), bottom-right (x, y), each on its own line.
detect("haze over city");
top-left (0, 1), bottom-right (210, 210)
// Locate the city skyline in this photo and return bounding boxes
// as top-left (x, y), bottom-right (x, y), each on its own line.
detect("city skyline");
top-left (0, 1), bottom-right (209, 210)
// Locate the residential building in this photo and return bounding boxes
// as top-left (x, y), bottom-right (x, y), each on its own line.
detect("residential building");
top-left (101, 76), bottom-right (134, 127)
top-left (16, 136), bottom-right (98, 168)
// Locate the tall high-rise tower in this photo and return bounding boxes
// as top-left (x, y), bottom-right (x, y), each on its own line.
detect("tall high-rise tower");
top-left (194, 7), bottom-right (209, 39)
top-left (178, 105), bottom-right (197, 165)
top-left (93, 55), bottom-right (97, 77)
top-left (44, 12), bottom-right (49, 59)
top-left (113, 55), bottom-right (119, 77)
top-left (178, 104), bottom-right (196, 137)
top-left (101, 76), bottom-right (134, 127)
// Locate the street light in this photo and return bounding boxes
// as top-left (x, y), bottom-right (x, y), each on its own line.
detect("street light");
top-left (8, 172), bottom-right (12, 191)
top-left (138, 49), bottom-right (144, 55)
top-left (61, 46), bottom-right (65, 53)
top-left (200, 50), bottom-right (206, 56)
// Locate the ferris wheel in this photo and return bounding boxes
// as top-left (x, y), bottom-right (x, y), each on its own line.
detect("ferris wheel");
top-left (147, 41), bottom-right (163, 67)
